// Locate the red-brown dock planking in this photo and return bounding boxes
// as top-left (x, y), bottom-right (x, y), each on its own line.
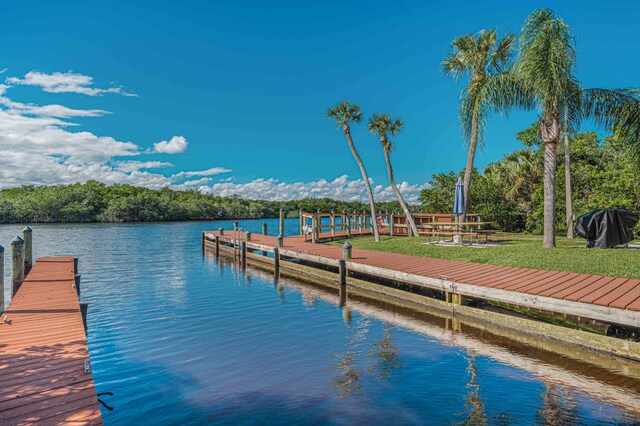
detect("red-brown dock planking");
top-left (205, 230), bottom-right (640, 329)
top-left (0, 256), bottom-right (102, 426)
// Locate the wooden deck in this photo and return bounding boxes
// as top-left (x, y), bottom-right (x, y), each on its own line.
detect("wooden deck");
top-left (206, 230), bottom-right (640, 328)
top-left (0, 257), bottom-right (102, 426)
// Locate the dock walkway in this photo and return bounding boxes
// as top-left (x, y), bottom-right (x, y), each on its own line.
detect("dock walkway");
top-left (205, 230), bottom-right (640, 329)
top-left (0, 257), bottom-right (102, 425)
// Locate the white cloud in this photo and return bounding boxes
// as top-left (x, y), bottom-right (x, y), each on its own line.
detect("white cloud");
top-left (174, 167), bottom-right (231, 178)
top-left (115, 161), bottom-right (173, 173)
top-left (0, 96), bottom-right (109, 118)
top-left (199, 175), bottom-right (428, 203)
top-left (151, 135), bottom-right (188, 154)
top-left (6, 71), bottom-right (136, 96)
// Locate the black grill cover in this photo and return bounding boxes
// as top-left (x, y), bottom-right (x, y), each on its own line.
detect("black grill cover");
top-left (575, 208), bottom-right (639, 248)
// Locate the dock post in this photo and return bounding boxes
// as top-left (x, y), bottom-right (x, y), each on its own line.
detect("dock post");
top-left (276, 234), bottom-right (283, 248)
top-left (74, 274), bottom-right (82, 295)
top-left (274, 247), bottom-right (280, 268)
top-left (218, 227), bottom-right (224, 236)
top-left (342, 241), bottom-right (352, 260)
top-left (11, 236), bottom-right (25, 296)
top-left (214, 236), bottom-right (220, 257)
top-left (330, 210), bottom-right (336, 240)
top-left (279, 208), bottom-right (285, 238)
top-left (344, 210), bottom-right (351, 238)
top-left (312, 214), bottom-right (319, 243)
top-left (80, 302), bottom-right (88, 333)
top-left (0, 245), bottom-right (4, 313)
top-left (246, 231), bottom-right (252, 242)
top-left (299, 208), bottom-right (303, 236)
top-left (241, 242), bottom-right (247, 268)
top-left (262, 223), bottom-right (268, 235)
top-left (338, 259), bottom-right (346, 286)
top-left (201, 231), bottom-right (205, 251)
top-left (23, 226), bottom-right (33, 273)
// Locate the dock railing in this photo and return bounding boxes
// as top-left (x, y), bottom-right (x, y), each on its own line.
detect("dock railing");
top-left (298, 210), bottom-right (483, 242)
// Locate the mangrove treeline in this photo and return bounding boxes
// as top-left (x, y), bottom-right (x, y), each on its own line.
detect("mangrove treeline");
top-left (0, 181), bottom-right (413, 223)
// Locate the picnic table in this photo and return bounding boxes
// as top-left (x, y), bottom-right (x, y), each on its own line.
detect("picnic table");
top-left (423, 221), bottom-right (495, 245)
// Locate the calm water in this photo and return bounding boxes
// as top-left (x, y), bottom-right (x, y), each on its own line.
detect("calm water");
top-left (1, 219), bottom-right (639, 425)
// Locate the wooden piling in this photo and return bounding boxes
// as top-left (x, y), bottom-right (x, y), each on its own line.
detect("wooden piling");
top-left (23, 226), bottom-right (33, 272)
top-left (262, 223), bottom-right (268, 235)
top-left (11, 236), bottom-right (25, 296)
top-left (74, 274), bottom-right (81, 295)
top-left (312, 214), bottom-right (319, 243)
top-left (80, 301), bottom-right (88, 333)
top-left (277, 234), bottom-right (283, 248)
top-left (345, 210), bottom-right (351, 238)
top-left (279, 208), bottom-right (285, 237)
top-left (214, 236), bottom-right (220, 257)
top-left (338, 259), bottom-right (346, 286)
top-left (241, 242), bottom-right (247, 268)
top-left (299, 208), bottom-right (303, 235)
top-left (0, 244), bottom-right (4, 313)
top-left (218, 227), bottom-right (225, 236)
top-left (246, 231), bottom-right (252, 242)
top-left (330, 210), bottom-right (336, 239)
top-left (342, 241), bottom-right (352, 260)
top-left (274, 247), bottom-right (280, 268)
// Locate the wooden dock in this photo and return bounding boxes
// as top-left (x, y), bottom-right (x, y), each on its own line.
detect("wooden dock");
top-left (0, 256), bottom-right (102, 425)
top-left (204, 230), bottom-right (640, 331)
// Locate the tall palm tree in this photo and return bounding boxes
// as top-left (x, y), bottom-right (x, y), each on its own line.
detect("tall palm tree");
top-left (442, 29), bottom-right (516, 221)
top-left (563, 103), bottom-right (574, 238)
top-left (505, 8), bottom-right (640, 247)
top-left (368, 113), bottom-right (419, 237)
top-left (328, 100), bottom-right (381, 242)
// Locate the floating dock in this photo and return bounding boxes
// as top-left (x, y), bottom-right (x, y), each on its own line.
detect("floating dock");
top-left (0, 256), bottom-right (102, 425)
top-left (204, 229), bottom-right (640, 360)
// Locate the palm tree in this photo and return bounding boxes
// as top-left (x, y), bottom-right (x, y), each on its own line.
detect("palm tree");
top-left (563, 103), bottom-right (574, 238)
top-left (368, 113), bottom-right (419, 237)
top-left (495, 8), bottom-right (640, 247)
top-left (328, 100), bottom-right (381, 242)
top-left (442, 29), bottom-right (516, 221)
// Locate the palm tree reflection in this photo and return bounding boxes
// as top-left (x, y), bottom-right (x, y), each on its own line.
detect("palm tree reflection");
top-left (368, 323), bottom-right (402, 380)
top-left (461, 353), bottom-right (488, 425)
top-left (536, 383), bottom-right (579, 425)
top-left (331, 320), bottom-right (404, 397)
top-left (331, 317), bottom-right (370, 396)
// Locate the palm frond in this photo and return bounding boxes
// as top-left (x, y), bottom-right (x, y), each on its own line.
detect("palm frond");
top-left (327, 100), bottom-right (362, 128)
top-left (515, 8), bottom-right (577, 113)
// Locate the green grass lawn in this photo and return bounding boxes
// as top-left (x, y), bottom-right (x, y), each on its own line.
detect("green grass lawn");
top-left (331, 233), bottom-right (640, 279)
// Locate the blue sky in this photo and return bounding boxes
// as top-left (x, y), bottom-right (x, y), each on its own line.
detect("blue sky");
top-left (1, 1), bottom-right (638, 202)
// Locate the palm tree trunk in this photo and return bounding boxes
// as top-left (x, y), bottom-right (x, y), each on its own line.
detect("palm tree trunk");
top-left (384, 149), bottom-right (419, 237)
top-left (563, 104), bottom-right (574, 239)
top-left (540, 114), bottom-right (561, 249)
top-left (344, 128), bottom-right (380, 242)
top-left (462, 113), bottom-right (479, 223)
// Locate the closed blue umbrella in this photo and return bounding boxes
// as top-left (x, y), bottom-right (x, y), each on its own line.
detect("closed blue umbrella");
top-left (453, 177), bottom-right (465, 215)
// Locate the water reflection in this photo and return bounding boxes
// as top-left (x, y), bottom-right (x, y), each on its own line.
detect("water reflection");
top-left (331, 317), bottom-right (370, 397)
top-left (367, 323), bottom-right (402, 380)
top-left (461, 354), bottom-right (488, 426)
top-left (268, 267), bottom-right (640, 423)
top-left (3, 220), bottom-right (639, 425)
